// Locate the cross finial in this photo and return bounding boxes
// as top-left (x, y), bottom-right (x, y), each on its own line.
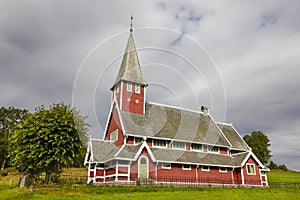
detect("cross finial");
top-left (130, 13), bottom-right (133, 32)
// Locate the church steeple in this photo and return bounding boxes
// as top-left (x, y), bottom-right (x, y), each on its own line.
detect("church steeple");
top-left (111, 16), bottom-right (147, 115)
top-left (110, 31), bottom-right (147, 90)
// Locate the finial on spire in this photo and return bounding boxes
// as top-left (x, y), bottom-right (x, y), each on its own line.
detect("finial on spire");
top-left (130, 13), bottom-right (133, 32)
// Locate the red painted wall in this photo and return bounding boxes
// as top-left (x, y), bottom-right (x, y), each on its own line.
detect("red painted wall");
top-left (146, 138), bottom-right (152, 147)
top-left (157, 164), bottom-right (197, 183)
top-left (89, 171), bottom-right (94, 177)
top-left (120, 82), bottom-right (145, 114)
top-left (130, 148), bottom-right (156, 181)
top-left (186, 143), bottom-right (191, 151)
top-left (197, 166), bottom-right (232, 184)
top-left (220, 147), bottom-right (228, 155)
top-left (96, 169), bottom-right (104, 176)
top-left (106, 168), bottom-right (116, 176)
top-left (105, 107), bottom-right (124, 147)
top-left (126, 136), bottom-right (134, 144)
top-left (118, 166), bottom-right (128, 174)
top-left (242, 156), bottom-right (261, 185)
top-left (233, 168), bottom-right (242, 185)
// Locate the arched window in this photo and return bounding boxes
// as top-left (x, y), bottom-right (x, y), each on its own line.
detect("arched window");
top-left (138, 156), bottom-right (148, 178)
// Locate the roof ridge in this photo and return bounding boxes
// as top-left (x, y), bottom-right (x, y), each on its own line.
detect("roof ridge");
top-left (216, 122), bottom-right (233, 126)
top-left (147, 101), bottom-right (205, 115)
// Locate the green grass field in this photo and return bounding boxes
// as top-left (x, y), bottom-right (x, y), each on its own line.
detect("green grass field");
top-left (1, 185), bottom-right (300, 200)
top-left (268, 170), bottom-right (300, 182)
top-left (0, 169), bottom-right (300, 200)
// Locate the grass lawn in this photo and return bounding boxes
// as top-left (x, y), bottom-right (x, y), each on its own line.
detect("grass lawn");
top-left (268, 170), bottom-right (300, 183)
top-left (0, 169), bottom-right (300, 200)
top-left (0, 185), bottom-right (300, 200)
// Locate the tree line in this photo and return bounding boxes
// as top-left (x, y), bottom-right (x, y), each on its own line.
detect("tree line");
top-left (0, 103), bottom-right (89, 183)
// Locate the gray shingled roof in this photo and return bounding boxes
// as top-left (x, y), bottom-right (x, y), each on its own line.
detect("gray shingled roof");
top-left (120, 102), bottom-right (231, 147)
top-left (91, 140), bottom-right (119, 162)
top-left (217, 123), bottom-right (250, 150)
top-left (151, 148), bottom-right (235, 166)
top-left (91, 140), bottom-right (142, 162)
top-left (114, 143), bottom-right (143, 160)
top-left (111, 33), bottom-right (148, 90)
top-left (90, 140), bottom-right (249, 167)
top-left (233, 152), bottom-right (249, 166)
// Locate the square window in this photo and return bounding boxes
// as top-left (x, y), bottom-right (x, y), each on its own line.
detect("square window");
top-left (201, 166), bottom-right (210, 171)
top-left (182, 164), bottom-right (191, 170)
top-left (219, 167), bottom-right (227, 173)
top-left (153, 139), bottom-right (167, 147)
top-left (127, 82), bottom-right (132, 92)
top-left (208, 146), bottom-right (219, 153)
top-left (110, 130), bottom-right (118, 142)
top-left (191, 143), bottom-right (202, 151)
top-left (173, 141), bottom-right (186, 149)
top-left (246, 164), bottom-right (256, 175)
top-left (134, 137), bottom-right (143, 144)
top-left (162, 163), bottom-right (171, 169)
top-left (135, 85), bottom-right (140, 94)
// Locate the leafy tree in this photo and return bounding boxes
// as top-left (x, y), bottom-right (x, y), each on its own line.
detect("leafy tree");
top-left (279, 164), bottom-right (288, 171)
top-left (267, 160), bottom-right (288, 171)
top-left (10, 103), bottom-right (89, 183)
top-left (243, 131), bottom-right (271, 165)
top-left (0, 107), bottom-right (29, 170)
top-left (267, 160), bottom-right (279, 170)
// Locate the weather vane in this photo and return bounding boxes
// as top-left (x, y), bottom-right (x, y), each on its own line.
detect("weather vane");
top-left (130, 13), bottom-right (133, 32)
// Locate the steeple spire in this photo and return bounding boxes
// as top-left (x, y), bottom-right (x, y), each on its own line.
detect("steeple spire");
top-left (130, 14), bottom-right (133, 32)
top-left (110, 17), bottom-right (147, 90)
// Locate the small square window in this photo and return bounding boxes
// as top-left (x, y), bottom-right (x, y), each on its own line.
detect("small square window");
top-left (162, 163), bottom-right (171, 169)
top-left (219, 167), bottom-right (227, 173)
top-left (135, 85), bottom-right (140, 94)
top-left (173, 141), bottom-right (186, 149)
top-left (127, 82), bottom-right (132, 92)
top-left (246, 164), bottom-right (256, 175)
top-left (201, 166), bottom-right (210, 171)
top-left (134, 137), bottom-right (143, 144)
top-left (153, 139), bottom-right (167, 148)
top-left (208, 146), bottom-right (219, 153)
top-left (182, 164), bottom-right (191, 170)
top-left (110, 130), bottom-right (118, 142)
top-left (191, 143), bottom-right (202, 151)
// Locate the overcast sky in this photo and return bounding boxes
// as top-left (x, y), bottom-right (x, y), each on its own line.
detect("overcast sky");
top-left (1, 0), bottom-right (299, 171)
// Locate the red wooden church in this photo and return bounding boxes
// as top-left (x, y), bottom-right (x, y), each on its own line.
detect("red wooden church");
top-left (85, 27), bottom-right (269, 187)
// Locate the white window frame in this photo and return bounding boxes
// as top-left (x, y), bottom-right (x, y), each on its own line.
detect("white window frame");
top-left (208, 146), bottom-right (220, 153)
top-left (135, 84), bottom-right (140, 94)
top-left (138, 156), bottom-right (149, 178)
top-left (162, 163), bottom-right (171, 169)
top-left (219, 167), bottom-right (227, 173)
top-left (191, 143), bottom-right (202, 151)
top-left (201, 166), bottom-right (210, 172)
top-left (246, 163), bottom-right (256, 175)
top-left (182, 164), bottom-right (191, 170)
top-left (134, 137), bottom-right (143, 144)
top-left (110, 130), bottom-right (118, 142)
top-left (127, 82), bottom-right (132, 92)
top-left (152, 139), bottom-right (167, 148)
top-left (172, 141), bottom-right (186, 149)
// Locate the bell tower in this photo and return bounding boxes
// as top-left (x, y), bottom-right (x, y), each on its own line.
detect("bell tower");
top-left (110, 16), bottom-right (148, 114)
